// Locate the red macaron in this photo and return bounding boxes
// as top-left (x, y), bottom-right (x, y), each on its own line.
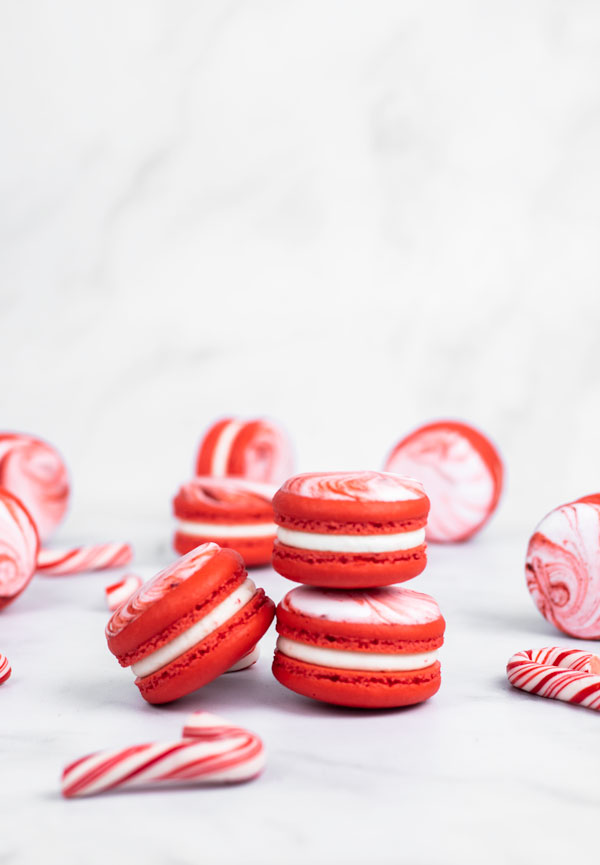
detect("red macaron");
top-left (106, 543), bottom-right (275, 704)
top-left (385, 420), bottom-right (503, 543)
top-left (173, 477), bottom-right (276, 567)
top-left (195, 417), bottom-right (294, 486)
top-left (272, 585), bottom-right (445, 708)
top-left (272, 471), bottom-right (430, 589)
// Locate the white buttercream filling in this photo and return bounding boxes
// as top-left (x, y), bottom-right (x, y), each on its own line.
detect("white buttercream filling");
top-left (277, 636), bottom-right (437, 671)
top-left (276, 526), bottom-right (425, 553)
top-left (131, 579), bottom-right (257, 679)
top-left (210, 420), bottom-right (243, 476)
top-left (176, 519), bottom-right (276, 538)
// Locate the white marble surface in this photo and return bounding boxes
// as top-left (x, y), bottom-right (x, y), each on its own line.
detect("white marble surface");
top-left (2, 522), bottom-right (600, 864)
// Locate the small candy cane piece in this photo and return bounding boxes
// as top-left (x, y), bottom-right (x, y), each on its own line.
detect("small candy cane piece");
top-left (182, 711), bottom-right (256, 738)
top-left (38, 543), bottom-right (133, 575)
top-left (105, 574), bottom-right (143, 612)
top-left (226, 645), bottom-right (259, 673)
top-left (0, 653), bottom-right (11, 685)
top-left (507, 647), bottom-right (600, 711)
top-left (62, 717), bottom-right (265, 798)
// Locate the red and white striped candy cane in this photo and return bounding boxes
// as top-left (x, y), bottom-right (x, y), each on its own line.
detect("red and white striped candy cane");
top-left (225, 645), bottom-right (259, 673)
top-left (0, 653), bottom-right (11, 685)
top-left (105, 574), bottom-right (143, 612)
top-left (62, 718), bottom-right (265, 798)
top-left (38, 543), bottom-right (133, 576)
top-left (507, 647), bottom-right (600, 711)
top-left (182, 711), bottom-right (257, 739)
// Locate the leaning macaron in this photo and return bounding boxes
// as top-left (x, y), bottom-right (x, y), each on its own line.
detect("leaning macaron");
top-left (106, 543), bottom-right (275, 704)
top-left (196, 417), bottom-right (294, 486)
top-left (272, 585), bottom-right (445, 708)
top-left (272, 471), bottom-right (429, 588)
top-left (384, 420), bottom-right (503, 543)
top-left (173, 477), bottom-right (276, 567)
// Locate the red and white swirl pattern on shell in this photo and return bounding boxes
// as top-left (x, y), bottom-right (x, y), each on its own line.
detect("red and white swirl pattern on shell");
top-left (178, 477), bottom-right (276, 509)
top-left (525, 500), bottom-right (600, 639)
top-left (281, 584), bottom-right (442, 626)
top-left (106, 543), bottom-right (219, 638)
top-left (0, 653), bottom-right (11, 684)
top-left (0, 434), bottom-right (69, 540)
top-left (61, 712), bottom-right (265, 797)
top-left (507, 647), bottom-right (600, 710)
top-left (280, 471), bottom-right (425, 503)
top-left (37, 543), bottom-right (133, 576)
top-left (0, 489), bottom-right (39, 609)
top-left (385, 426), bottom-right (501, 542)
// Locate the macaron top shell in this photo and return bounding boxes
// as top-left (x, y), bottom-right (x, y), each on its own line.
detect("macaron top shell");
top-left (277, 585), bottom-right (445, 651)
top-left (173, 477), bottom-right (275, 522)
top-left (273, 471), bottom-right (429, 531)
top-left (106, 543), bottom-right (246, 664)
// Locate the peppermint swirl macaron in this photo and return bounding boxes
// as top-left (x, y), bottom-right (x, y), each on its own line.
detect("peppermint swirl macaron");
top-left (173, 477), bottom-right (276, 567)
top-left (272, 471), bottom-right (429, 588)
top-left (106, 543), bottom-right (275, 704)
top-left (272, 585), bottom-right (445, 708)
top-left (384, 420), bottom-right (503, 543)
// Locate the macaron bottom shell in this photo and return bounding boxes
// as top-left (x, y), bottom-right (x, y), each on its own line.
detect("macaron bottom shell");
top-left (272, 652), bottom-right (441, 708)
top-left (136, 590), bottom-right (275, 704)
top-left (173, 532), bottom-right (274, 568)
top-left (271, 543), bottom-right (427, 589)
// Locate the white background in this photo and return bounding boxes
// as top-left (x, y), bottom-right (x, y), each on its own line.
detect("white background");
top-left (2, 3), bottom-right (600, 863)
top-left (2, 1), bottom-right (600, 534)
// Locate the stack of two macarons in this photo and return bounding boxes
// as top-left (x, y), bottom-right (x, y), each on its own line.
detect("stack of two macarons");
top-left (270, 472), bottom-right (446, 708)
